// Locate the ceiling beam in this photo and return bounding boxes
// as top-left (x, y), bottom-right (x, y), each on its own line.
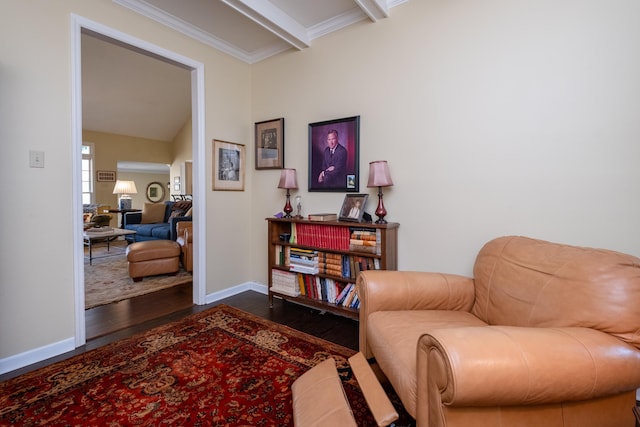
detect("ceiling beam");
top-left (221, 0), bottom-right (310, 50)
top-left (355, 0), bottom-right (389, 22)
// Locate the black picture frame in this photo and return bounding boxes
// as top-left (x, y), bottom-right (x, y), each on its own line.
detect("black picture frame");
top-left (308, 115), bottom-right (360, 192)
top-left (339, 193), bottom-right (368, 222)
top-left (255, 118), bottom-right (284, 169)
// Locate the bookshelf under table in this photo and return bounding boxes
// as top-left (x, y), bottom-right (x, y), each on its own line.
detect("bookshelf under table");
top-left (266, 218), bottom-right (399, 320)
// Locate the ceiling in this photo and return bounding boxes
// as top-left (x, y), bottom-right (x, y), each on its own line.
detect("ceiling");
top-left (114, 0), bottom-right (405, 64)
top-left (82, 1), bottom-right (405, 171)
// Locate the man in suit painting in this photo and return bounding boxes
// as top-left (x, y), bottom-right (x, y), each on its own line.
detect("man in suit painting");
top-left (317, 129), bottom-right (347, 187)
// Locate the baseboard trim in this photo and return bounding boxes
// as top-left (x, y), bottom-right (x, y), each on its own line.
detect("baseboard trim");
top-left (0, 282), bottom-right (269, 376)
top-left (205, 281), bottom-right (268, 305)
top-left (0, 337), bottom-right (75, 375)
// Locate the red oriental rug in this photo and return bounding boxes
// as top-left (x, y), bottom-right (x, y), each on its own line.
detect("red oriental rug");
top-left (0, 305), bottom-right (408, 426)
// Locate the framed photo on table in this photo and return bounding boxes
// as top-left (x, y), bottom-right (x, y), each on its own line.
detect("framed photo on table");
top-left (213, 139), bottom-right (245, 191)
top-left (308, 115), bottom-right (360, 192)
top-left (255, 118), bottom-right (284, 169)
top-left (339, 193), bottom-right (368, 222)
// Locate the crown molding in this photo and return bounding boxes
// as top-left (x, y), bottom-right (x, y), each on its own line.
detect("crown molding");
top-left (112, 0), bottom-right (407, 63)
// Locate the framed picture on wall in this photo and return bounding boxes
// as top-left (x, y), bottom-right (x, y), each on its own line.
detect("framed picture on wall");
top-left (255, 118), bottom-right (284, 169)
top-left (308, 116), bottom-right (360, 192)
top-left (96, 170), bottom-right (116, 182)
top-left (213, 139), bottom-right (245, 191)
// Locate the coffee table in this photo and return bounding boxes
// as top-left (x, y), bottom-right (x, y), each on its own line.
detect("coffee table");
top-left (84, 228), bottom-right (136, 265)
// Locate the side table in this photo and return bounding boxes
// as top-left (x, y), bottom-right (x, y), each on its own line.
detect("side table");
top-left (107, 208), bottom-right (141, 228)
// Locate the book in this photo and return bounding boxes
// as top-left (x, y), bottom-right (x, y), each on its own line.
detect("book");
top-left (308, 213), bottom-right (338, 221)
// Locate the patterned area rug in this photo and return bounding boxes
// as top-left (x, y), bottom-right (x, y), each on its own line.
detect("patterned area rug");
top-left (85, 240), bottom-right (192, 309)
top-left (0, 305), bottom-right (409, 426)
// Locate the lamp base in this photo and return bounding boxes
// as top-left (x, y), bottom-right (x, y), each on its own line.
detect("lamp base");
top-left (119, 197), bottom-right (132, 210)
top-left (374, 186), bottom-right (388, 224)
top-left (283, 190), bottom-right (293, 218)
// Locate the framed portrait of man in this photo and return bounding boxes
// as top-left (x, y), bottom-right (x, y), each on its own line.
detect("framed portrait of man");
top-left (308, 115), bottom-right (360, 192)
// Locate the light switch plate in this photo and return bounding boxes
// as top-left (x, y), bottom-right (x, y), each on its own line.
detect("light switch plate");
top-left (29, 150), bottom-right (44, 168)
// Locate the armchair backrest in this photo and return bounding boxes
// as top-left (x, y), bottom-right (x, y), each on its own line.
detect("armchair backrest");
top-left (471, 236), bottom-right (640, 348)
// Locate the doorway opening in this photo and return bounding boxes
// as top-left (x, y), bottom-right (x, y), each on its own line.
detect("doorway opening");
top-left (71, 14), bottom-right (207, 347)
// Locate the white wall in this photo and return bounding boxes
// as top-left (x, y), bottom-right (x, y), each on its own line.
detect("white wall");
top-left (250, 0), bottom-right (640, 283)
top-left (0, 0), bottom-right (251, 361)
top-left (3, 0), bottom-right (640, 369)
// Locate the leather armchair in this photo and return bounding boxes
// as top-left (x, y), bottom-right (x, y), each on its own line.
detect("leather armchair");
top-left (176, 221), bottom-right (192, 272)
top-left (358, 236), bottom-right (640, 427)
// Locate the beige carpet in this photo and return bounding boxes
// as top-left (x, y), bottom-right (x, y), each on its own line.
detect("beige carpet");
top-left (84, 240), bottom-right (192, 309)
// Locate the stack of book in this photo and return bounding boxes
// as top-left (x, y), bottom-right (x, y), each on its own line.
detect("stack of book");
top-left (319, 252), bottom-right (343, 277)
top-left (271, 270), bottom-right (300, 297)
top-left (349, 227), bottom-right (381, 255)
top-left (307, 213), bottom-right (337, 221)
top-left (289, 248), bottom-right (319, 274)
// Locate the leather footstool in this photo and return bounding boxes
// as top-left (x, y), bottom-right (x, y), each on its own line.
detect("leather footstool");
top-left (291, 353), bottom-right (398, 427)
top-left (125, 240), bottom-right (180, 282)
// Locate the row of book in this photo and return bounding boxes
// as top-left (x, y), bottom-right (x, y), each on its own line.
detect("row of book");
top-left (288, 223), bottom-right (382, 253)
top-left (275, 245), bottom-right (381, 279)
top-left (270, 269), bottom-right (360, 309)
top-left (290, 223), bottom-right (351, 251)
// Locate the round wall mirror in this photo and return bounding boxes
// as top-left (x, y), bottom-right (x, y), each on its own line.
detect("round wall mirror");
top-left (146, 181), bottom-right (166, 203)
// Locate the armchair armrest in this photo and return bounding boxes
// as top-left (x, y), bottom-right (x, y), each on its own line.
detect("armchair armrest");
top-left (415, 326), bottom-right (640, 425)
top-left (169, 216), bottom-right (192, 241)
top-left (358, 270), bottom-right (474, 358)
top-left (176, 221), bottom-right (193, 242)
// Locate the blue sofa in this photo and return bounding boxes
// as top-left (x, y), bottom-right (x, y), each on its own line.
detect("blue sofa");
top-left (123, 201), bottom-right (192, 242)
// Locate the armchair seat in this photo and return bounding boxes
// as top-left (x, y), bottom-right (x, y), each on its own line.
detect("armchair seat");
top-left (358, 236), bottom-right (640, 427)
top-left (367, 310), bottom-right (486, 417)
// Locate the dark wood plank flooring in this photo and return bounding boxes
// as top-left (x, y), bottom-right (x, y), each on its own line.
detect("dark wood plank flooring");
top-left (1, 286), bottom-right (359, 381)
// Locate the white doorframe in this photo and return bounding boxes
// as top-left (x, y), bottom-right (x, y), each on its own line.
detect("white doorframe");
top-left (71, 14), bottom-right (207, 347)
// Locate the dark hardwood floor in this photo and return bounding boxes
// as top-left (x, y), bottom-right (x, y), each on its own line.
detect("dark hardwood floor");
top-left (1, 286), bottom-right (359, 381)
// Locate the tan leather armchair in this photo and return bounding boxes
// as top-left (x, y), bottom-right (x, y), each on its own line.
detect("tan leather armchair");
top-left (176, 221), bottom-right (192, 272)
top-left (358, 236), bottom-right (640, 427)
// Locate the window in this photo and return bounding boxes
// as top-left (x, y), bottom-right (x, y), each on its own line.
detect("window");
top-left (82, 143), bottom-right (94, 205)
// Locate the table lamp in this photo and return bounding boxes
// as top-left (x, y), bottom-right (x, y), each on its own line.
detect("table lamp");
top-left (277, 169), bottom-right (298, 218)
top-left (367, 161), bottom-right (394, 224)
top-left (112, 180), bottom-right (138, 210)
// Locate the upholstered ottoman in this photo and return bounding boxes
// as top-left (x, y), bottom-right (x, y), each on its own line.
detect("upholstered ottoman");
top-left (125, 240), bottom-right (180, 282)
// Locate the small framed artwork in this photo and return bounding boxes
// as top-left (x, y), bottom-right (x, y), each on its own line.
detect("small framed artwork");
top-left (255, 118), bottom-right (284, 169)
top-left (308, 115), bottom-right (360, 192)
top-left (146, 181), bottom-right (166, 203)
top-left (213, 139), bottom-right (245, 191)
top-left (96, 170), bottom-right (116, 182)
top-left (339, 193), bottom-right (368, 222)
